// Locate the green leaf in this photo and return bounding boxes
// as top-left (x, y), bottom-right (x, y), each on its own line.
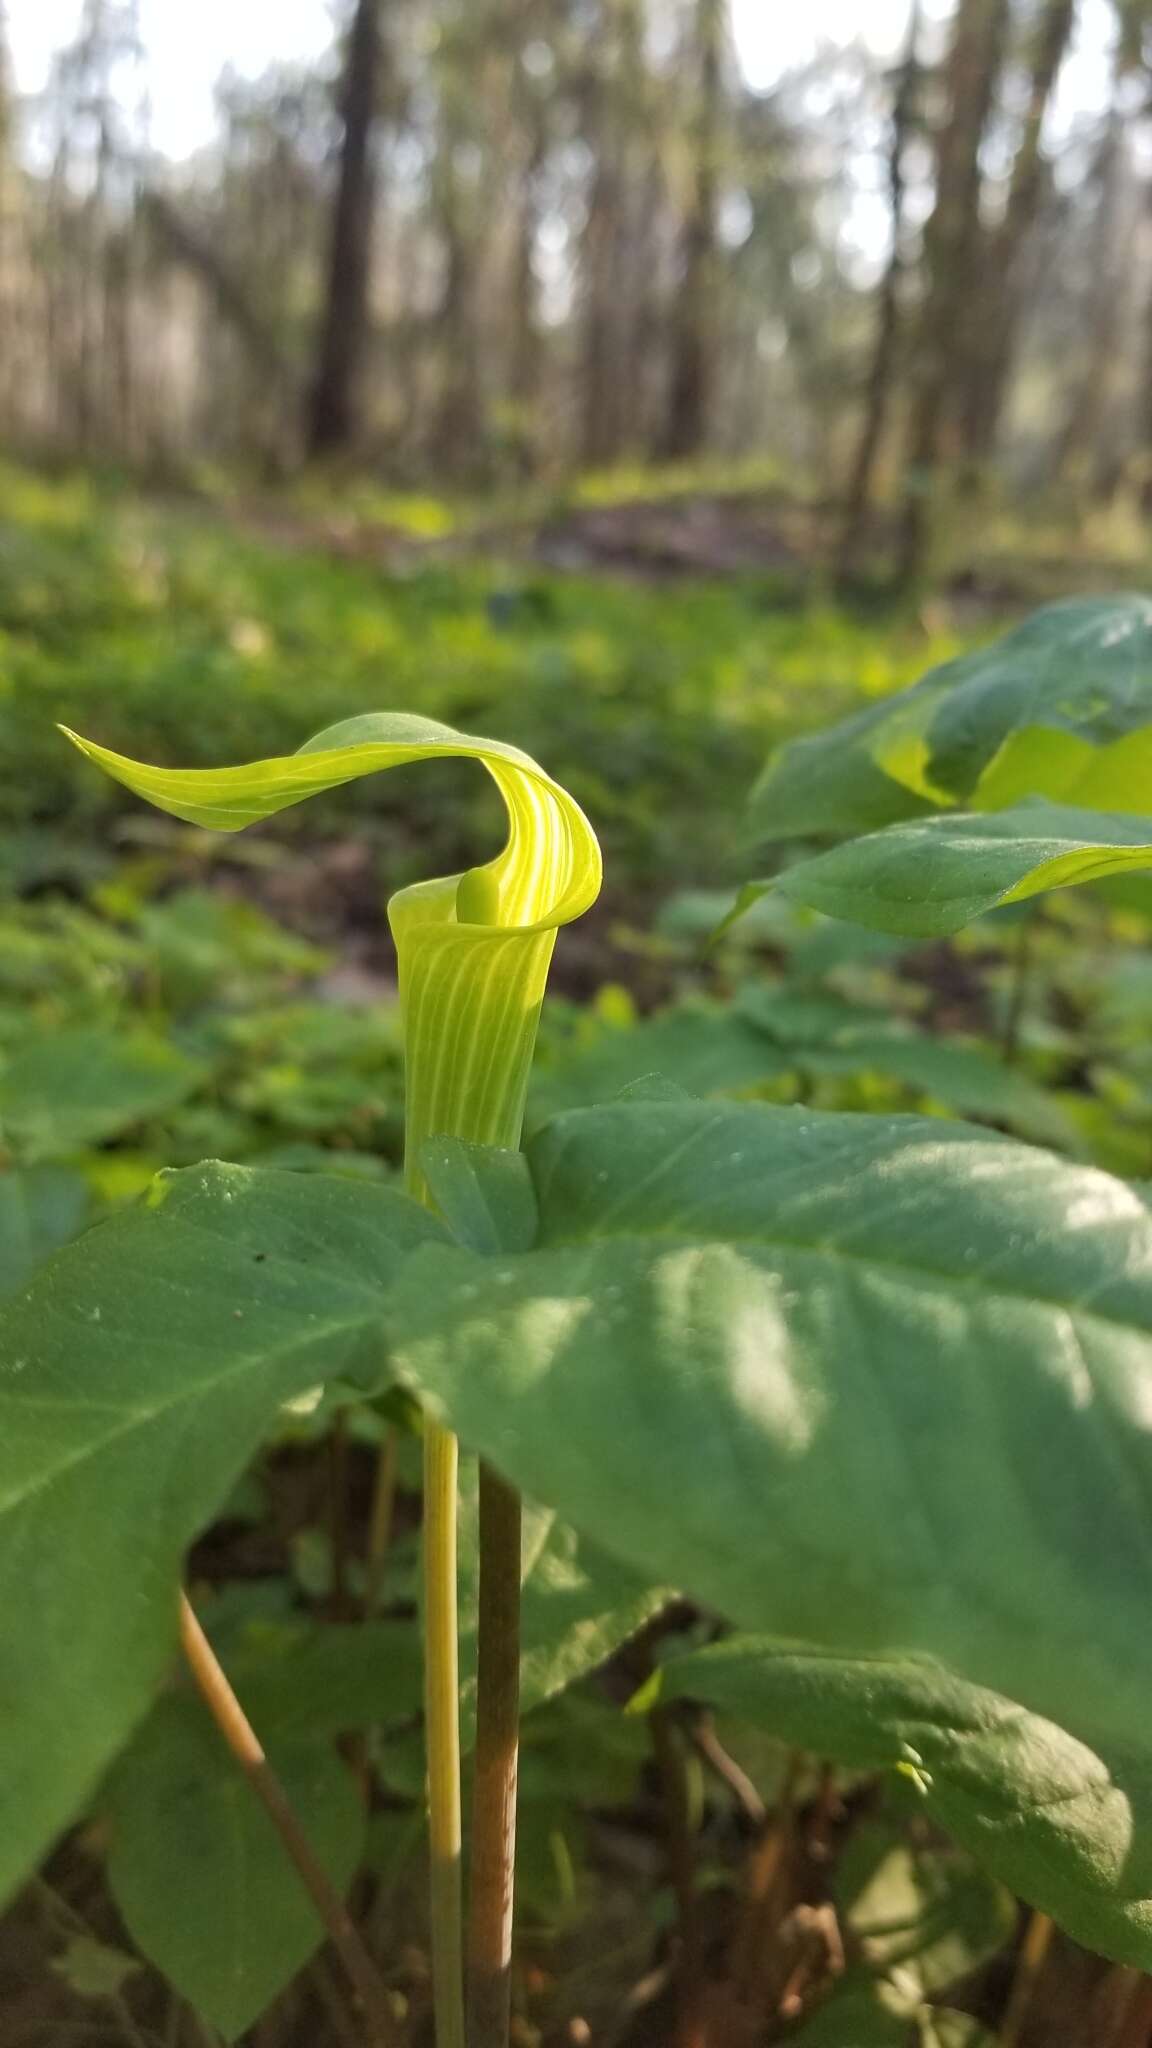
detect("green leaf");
top-left (755, 803), bottom-right (1152, 939)
top-left (531, 1005), bottom-right (791, 1120)
top-left (0, 1166), bottom-right (91, 1298)
top-left (0, 1162), bottom-right (441, 1906)
top-left (737, 988), bottom-right (1076, 1147)
top-left (385, 1098), bottom-right (1152, 1927)
top-left (210, 1618), bottom-right (425, 1746)
top-left (0, 1026), bottom-right (204, 1161)
top-left (656, 1637), bottom-right (1152, 1966)
top-left (419, 1140), bottom-right (539, 1254)
top-left (749, 596), bottom-right (1152, 845)
top-left (105, 1693), bottom-right (363, 2038)
top-left (785, 1983), bottom-right (916, 2045)
top-left (837, 1828), bottom-right (1011, 1999)
top-left (800, 1035), bottom-right (1078, 1149)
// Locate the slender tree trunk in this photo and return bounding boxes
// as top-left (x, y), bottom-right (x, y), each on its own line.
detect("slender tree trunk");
top-left (508, 114), bottom-right (546, 412)
top-left (837, 0), bottom-right (922, 576)
top-left (958, 0), bottom-right (1076, 477)
top-left (895, 0), bottom-right (1010, 591)
top-left (432, 139), bottom-right (485, 473)
top-left (579, 0), bottom-right (645, 468)
top-left (1050, 100), bottom-right (1128, 487)
top-left (660, 0), bottom-right (724, 460)
top-left (306, 0), bottom-right (384, 459)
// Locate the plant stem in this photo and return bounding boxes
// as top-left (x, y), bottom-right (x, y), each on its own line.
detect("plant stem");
top-left (177, 1592), bottom-right (396, 2048)
top-left (422, 1422), bottom-right (467, 2048)
top-left (999, 1908), bottom-right (1054, 2048)
top-left (729, 1750), bottom-right (803, 2004)
top-left (467, 1466), bottom-right (523, 2048)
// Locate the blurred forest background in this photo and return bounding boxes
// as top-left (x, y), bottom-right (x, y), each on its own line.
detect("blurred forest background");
top-left (11, 7), bottom-right (1152, 2046)
top-left (4, 0), bottom-right (1152, 588)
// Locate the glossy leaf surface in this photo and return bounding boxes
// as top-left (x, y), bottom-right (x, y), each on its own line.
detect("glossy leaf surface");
top-left (753, 802), bottom-right (1152, 938)
top-left (385, 1098), bottom-right (1152, 1924)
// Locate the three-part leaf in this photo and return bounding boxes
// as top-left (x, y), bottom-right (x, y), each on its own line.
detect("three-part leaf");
top-left (382, 1097), bottom-right (1152, 1940)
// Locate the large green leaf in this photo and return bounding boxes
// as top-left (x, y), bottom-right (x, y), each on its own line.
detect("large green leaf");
top-left (749, 595), bottom-right (1152, 844)
top-left (0, 1163), bottom-right (441, 1905)
top-left (105, 1692), bottom-right (365, 2039)
top-left (747, 802), bottom-right (1152, 939)
top-left (654, 1637), bottom-right (1152, 1965)
top-left (0, 1025), bottom-right (204, 1161)
top-left (384, 1098), bottom-right (1152, 1922)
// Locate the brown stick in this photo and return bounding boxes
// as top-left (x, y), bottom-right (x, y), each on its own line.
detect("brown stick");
top-left (178, 1593), bottom-right (397, 2047)
top-left (691, 1712), bottom-right (765, 1827)
top-left (1114, 1973), bottom-right (1152, 2048)
top-left (729, 1751), bottom-right (803, 2001)
top-left (1000, 1909), bottom-right (1055, 2048)
top-left (466, 1467), bottom-right (523, 2048)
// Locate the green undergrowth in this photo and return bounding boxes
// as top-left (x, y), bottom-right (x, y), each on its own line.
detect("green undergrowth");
top-left (0, 463), bottom-right (962, 896)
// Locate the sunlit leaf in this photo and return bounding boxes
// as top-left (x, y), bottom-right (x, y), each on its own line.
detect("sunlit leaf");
top-left (748, 596), bottom-right (1152, 845)
top-left (385, 1096), bottom-right (1152, 1950)
top-left (750, 803), bottom-right (1152, 939)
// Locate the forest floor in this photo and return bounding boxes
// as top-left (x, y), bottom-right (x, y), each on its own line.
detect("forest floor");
top-left (3, 461), bottom-right (1152, 2048)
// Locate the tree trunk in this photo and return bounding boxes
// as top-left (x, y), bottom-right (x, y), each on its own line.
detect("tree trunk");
top-left (895, 0), bottom-right (1010, 591)
top-left (430, 95), bottom-right (487, 478)
top-left (660, 0), bottom-right (724, 461)
top-left (958, 0), bottom-right (1076, 476)
top-left (1050, 101), bottom-right (1128, 488)
top-left (306, 0), bottom-right (384, 460)
top-left (579, 0), bottom-right (645, 469)
top-left (837, 0), bottom-right (922, 576)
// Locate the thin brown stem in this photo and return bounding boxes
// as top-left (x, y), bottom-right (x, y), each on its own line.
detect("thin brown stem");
top-left (1114, 1972), bottom-right (1152, 2048)
top-left (729, 1751), bottom-right (803, 2002)
top-left (999, 1909), bottom-right (1055, 2048)
top-left (649, 1705), bottom-right (705, 2048)
top-left (690, 1712), bottom-right (765, 1827)
top-left (467, 1466), bottom-right (523, 2048)
top-left (178, 1592), bottom-right (396, 2048)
